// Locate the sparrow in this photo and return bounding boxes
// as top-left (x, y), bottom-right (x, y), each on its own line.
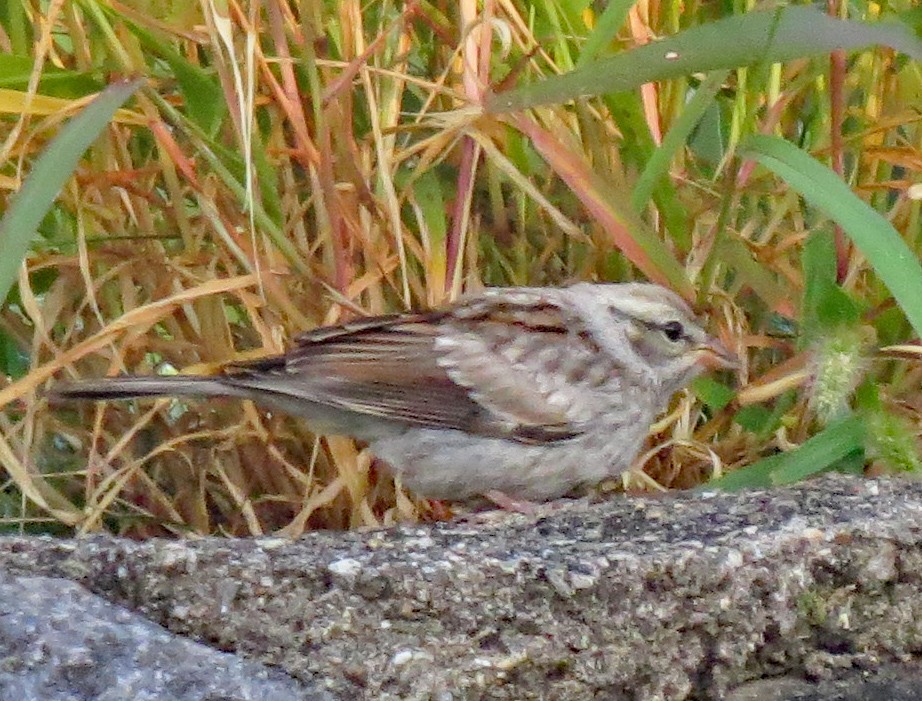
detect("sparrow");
top-left (50, 283), bottom-right (736, 502)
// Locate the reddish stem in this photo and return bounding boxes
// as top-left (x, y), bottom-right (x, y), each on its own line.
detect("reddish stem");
top-left (446, 138), bottom-right (479, 293)
top-left (828, 0), bottom-right (849, 282)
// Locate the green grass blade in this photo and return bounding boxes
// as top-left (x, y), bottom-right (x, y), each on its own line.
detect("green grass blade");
top-left (742, 134), bottom-right (922, 339)
top-left (0, 78), bottom-right (143, 306)
top-left (631, 70), bottom-right (730, 212)
top-left (0, 0), bottom-right (31, 55)
top-left (126, 23), bottom-right (226, 136)
top-left (487, 6), bottom-right (922, 113)
top-left (709, 414), bottom-right (865, 491)
top-left (577, 0), bottom-right (635, 66)
top-left (0, 55), bottom-right (102, 95)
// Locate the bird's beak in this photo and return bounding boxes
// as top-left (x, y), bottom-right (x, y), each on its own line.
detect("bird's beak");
top-left (696, 337), bottom-right (738, 370)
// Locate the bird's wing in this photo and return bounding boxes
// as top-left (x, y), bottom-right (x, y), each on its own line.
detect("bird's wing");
top-left (221, 292), bottom-right (613, 443)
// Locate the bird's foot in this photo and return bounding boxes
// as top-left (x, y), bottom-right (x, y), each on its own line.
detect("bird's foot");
top-left (421, 498), bottom-right (456, 521)
top-left (483, 490), bottom-right (541, 514)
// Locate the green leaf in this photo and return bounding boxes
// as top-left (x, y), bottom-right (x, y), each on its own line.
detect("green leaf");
top-left (487, 6), bottom-right (922, 112)
top-left (853, 380), bottom-right (881, 413)
top-left (412, 169), bottom-right (447, 249)
top-left (0, 328), bottom-right (29, 380)
top-left (733, 390), bottom-right (796, 437)
top-left (692, 376), bottom-right (735, 411)
top-left (733, 405), bottom-right (775, 434)
top-left (126, 24), bottom-right (226, 136)
top-left (167, 54), bottom-right (226, 136)
top-left (802, 229), bottom-right (838, 301)
top-left (865, 408), bottom-right (922, 473)
top-left (0, 79), bottom-right (143, 306)
top-left (688, 100), bottom-right (726, 167)
top-left (0, 55), bottom-right (102, 96)
top-left (743, 135), bottom-right (922, 339)
top-left (710, 414), bottom-right (865, 490)
top-left (813, 282), bottom-right (862, 332)
top-left (0, 0), bottom-right (30, 54)
top-left (802, 230), bottom-right (861, 334)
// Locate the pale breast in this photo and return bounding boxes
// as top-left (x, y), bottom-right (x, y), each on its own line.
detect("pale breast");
top-left (369, 401), bottom-right (655, 501)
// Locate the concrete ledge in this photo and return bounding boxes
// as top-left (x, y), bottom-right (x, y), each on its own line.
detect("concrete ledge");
top-left (1, 475), bottom-right (921, 700)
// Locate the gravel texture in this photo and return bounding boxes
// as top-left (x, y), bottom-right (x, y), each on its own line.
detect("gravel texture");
top-left (0, 572), bottom-right (332, 700)
top-left (0, 474), bottom-right (921, 700)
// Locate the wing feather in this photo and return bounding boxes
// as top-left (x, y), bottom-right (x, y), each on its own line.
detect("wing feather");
top-left (220, 291), bottom-right (615, 443)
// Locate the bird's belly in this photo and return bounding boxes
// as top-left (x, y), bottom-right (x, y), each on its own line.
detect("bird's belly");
top-left (369, 419), bottom-right (652, 502)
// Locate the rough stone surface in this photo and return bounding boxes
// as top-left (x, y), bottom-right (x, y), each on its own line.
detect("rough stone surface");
top-left (0, 475), bottom-right (921, 700)
top-left (0, 572), bottom-right (332, 701)
top-left (726, 664), bottom-right (922, 700)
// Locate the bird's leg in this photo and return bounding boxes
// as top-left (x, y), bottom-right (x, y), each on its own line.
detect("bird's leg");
top-left (421, 498), bottom-right (455, 521)
top-left (483, 490), bottom-right (541, 514)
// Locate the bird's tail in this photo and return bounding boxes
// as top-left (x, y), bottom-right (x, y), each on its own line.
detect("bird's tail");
top-left (47, 375), bottom-right (240, 403)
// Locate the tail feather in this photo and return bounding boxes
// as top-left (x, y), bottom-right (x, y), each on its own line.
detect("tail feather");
top-left (47, 375), bottom-right (238, 402)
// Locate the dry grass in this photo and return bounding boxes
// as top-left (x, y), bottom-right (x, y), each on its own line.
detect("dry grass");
top-left (1, 0), bottom-right (920, 536)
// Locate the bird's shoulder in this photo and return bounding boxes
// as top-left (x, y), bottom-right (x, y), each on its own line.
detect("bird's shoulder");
top-left (220, 288), bottom-right (621, 443)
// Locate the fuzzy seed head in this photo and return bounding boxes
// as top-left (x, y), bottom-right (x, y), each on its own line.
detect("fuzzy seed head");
top-left (866, 410), bottom-right (922, 474)
top-left (808, 327), bottom-right (871, 425)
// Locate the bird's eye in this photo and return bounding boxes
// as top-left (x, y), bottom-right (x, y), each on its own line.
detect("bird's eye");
top-left (662, 320), bottom-right (684, 342)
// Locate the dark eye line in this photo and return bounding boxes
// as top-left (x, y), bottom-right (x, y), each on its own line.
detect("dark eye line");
top-left (609, 307), bottom-right (689, 342)
top-left (655, 319), bottom-right (686, 342)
